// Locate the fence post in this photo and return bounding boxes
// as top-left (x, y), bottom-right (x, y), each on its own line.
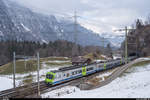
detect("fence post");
top-left (13, 52), bottom-right (16, 88)
top-left (37, 52), bottom-right (40, 96)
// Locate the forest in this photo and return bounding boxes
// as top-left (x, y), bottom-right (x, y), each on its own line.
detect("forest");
top-left (0, 40), bottom-right (104, 66)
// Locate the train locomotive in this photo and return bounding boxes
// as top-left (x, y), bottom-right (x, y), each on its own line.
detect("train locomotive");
top-left (45, 56), bottom-right (136, 86)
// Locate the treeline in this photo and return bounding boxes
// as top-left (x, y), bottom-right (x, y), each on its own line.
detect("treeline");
top-left (0, 40), bottom-right (102, 65)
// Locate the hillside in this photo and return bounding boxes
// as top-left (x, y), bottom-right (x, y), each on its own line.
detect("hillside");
top-left (0, 0), bottom-right (111, 47)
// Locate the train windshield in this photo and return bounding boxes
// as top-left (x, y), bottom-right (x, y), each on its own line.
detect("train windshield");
top-left (46, 74), bottom-right (53, 79)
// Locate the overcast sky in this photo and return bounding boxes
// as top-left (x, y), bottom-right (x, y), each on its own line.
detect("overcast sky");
top-left (12, 0), bottom-right (150, 35)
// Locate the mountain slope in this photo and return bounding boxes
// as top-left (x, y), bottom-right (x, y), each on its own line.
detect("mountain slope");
top-left (1, 0), bottom-right (111, 47)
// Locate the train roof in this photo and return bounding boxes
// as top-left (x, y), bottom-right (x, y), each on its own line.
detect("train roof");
top-left (51, 62), bottom-right (97, 73)
top-left (59, 65), bottom-right (82, 71)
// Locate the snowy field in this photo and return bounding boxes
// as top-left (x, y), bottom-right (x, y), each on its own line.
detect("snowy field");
top-left (0, 59), bottom-right (71, 91)
top-left (42, 58), bottom-right (150, 98)
top-left (0, 77), bottom-right (14, 91)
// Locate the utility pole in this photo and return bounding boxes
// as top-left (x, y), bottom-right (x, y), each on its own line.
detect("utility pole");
top-left (73, 11), bottom-right (77, 44)
top-left (72, 11), bottom-right (79, 57)
top-left (99, 37), bottom-right (109, 55)
top-left (136, 38), bottom-right (138, 57)
top-left (114, 26), bottom-right (136, 64)
top-left (37, 52), bottom-right (40, 97)
top-left (24, 58), bottom-right (27, 70)
top-left (125, 26), bottom-right (128, 64)
top-left (102, 37), bottom-right (105, 49)
top-left (13, 52), bottom-right (16, 88)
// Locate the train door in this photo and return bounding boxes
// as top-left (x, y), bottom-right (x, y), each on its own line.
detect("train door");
top-left (82, 66), bottom-right (86, 76)
top-left (104, 63), bottom-right (107, 70)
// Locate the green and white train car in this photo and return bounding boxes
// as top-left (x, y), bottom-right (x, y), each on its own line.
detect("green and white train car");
top-left (45, 56), bottom-right (136, 85)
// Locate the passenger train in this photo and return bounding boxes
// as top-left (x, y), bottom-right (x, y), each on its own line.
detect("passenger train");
top-left (45, 56), bottom-right (136, 85)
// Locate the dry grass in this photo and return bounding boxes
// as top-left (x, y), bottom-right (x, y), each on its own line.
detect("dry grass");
top-left (0, 57), bottom-right (71, 75)
top-left (83, 53), bottom-right (105, 60)
top-left (0, 60), bottom-right (41, 75)
top-left (104, 76), bottom-right (109, 79)
top-left (40, 57), bottom-right (70, 62)
top-left (45, 62), bottom-right (72, 66)
top-left (88, 77), bottom-right (101, 85)
top-left (131, 60), bottom-right (150, 67)
top-left (22, 74), bottom-right (34, 85)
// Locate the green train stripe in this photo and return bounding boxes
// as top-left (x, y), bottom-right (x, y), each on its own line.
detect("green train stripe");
top-left (45, 78), bottom-right (53, 83)
top-left (82, 66), bottom-right (86, 76)
top-left (120, 59), bottom-right (122, 64)
top-left (104, 63), bottom-right (106, 69)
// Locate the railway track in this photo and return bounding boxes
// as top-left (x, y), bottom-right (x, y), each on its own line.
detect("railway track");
top-left (0, 58), bottom-right (144, 99)
top-left (0, 65), bottom-right (118, 99)
top-left (0, 81), bottom-right (45, 98)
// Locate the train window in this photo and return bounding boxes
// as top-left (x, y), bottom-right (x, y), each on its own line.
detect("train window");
top-left (67, 73), bottom-right (70, 77)
top-left (72, 72), bottom-right (73, 75)
top-left (76, 71), bottom-right (78, 74)
top-left (87, 68), bottom-right (89, 71)
top-left (46, 74), bottom-right (53, 79)
top-left (74, 71), bottom-right (77, 75)
top-left (75, 71), bottom-right (77, 74)
top-left (87, 67), bottom-right (93, 71)
top-left (79, 70), bottom-right (82, 73)
top-left (78, 70), bottom-right (81, 73)
top-left (55, 75), bottom-right (57, 78)
top-left (49, 75), bottom-right (53, 79)
top-left (59, 75), bottom-right (61, 78)
top-left (46, 74), bottom-right (49, 78)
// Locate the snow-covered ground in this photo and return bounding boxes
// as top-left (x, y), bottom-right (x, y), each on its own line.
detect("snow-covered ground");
top-left (0, 77), bottom-right (13, 90)
top-left (47, 60), bottom-right (70, 63)
top-left (42, 58), bottom-right (150, 98)
top-left (41, 70), bottom-right (116, 98)
top-left (0, 59), bottom-right (71, 91)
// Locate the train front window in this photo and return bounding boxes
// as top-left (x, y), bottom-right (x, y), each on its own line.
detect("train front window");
top-left (46, 74), bottom-right (53, 79)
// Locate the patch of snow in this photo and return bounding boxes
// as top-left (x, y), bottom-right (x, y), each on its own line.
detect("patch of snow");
top-left (42, 39), bottom-right (48, 44)
top-left (42, 86), bottom-right (78, 98)
top-left (113, 55), bottom-right (122, 60)
top-left (21, 23), bottom-right (31, 32)
top-left (61, 29), bottom-right (64, 33)
top-left (101, 55), bottom-right (107, 59)
top-left (32, 34), bottom-right (36, 37)
top-left (0, 77), bottom-right (13, 91)
top-left (47, 60), bottom-right (70, 63)
top-left (54, 26), bottom-right (58, 30)
top-left (0, 31), bottom-right (4, 37)
top-left (96, 71), bottom-right (113, 79)
top-left (138, 57), bottom-right (150, 61)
